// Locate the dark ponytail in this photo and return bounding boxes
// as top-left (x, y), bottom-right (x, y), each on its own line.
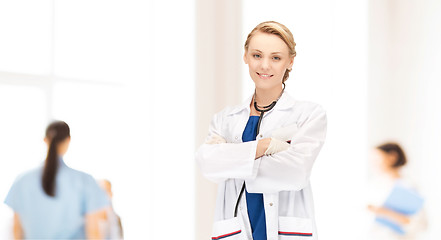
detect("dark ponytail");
top-left (377, 142), bottom-right (407, 169)
top-left (42, 121), bottom-right (70, 197)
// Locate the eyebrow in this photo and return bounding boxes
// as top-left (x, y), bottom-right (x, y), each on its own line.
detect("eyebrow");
top-left (251, 49), bottom-right (282, 54)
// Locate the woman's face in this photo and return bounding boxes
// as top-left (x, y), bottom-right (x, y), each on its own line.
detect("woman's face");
top-left (244, 32), bottom-right (294, 91)
top-left (373, 149), bottom-right (397, 172)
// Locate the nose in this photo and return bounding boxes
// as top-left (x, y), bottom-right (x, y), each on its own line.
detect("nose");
top-left (260, 57), bottom-right (270, 71)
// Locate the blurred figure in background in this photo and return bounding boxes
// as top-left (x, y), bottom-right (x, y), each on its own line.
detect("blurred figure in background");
top-left (367, 142), bottom-right (427, 239)
top-left (98, 179), bottom-right (123, 240)
top-left (4, 121), bottom-right (109, 239)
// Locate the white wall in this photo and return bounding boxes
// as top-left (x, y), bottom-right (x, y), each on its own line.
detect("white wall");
top-left (2, 0), bottom-right (440, 239)
top-left (369, 0), bottom-right (441, 238)
top-left (195, 0), bottom-right (243, 239)
top-left (0, 0), bottom-right (195, 239)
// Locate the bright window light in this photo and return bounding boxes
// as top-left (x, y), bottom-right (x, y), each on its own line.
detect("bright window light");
top-left (0, 0), bottom-right (195, 239)
top-left (0, 1), bottom-right (52, 75)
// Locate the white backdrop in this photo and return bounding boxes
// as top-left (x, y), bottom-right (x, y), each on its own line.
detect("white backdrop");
top-left (368, 0), bottom-right (441, 238)
top-left (0, 0), bottom-right (195, 239)
top-left (1, 0), bottom-right (440, 239)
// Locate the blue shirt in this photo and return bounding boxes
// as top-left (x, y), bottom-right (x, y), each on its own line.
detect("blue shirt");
top-left (4, 158), bottom-right (110, 239)
top-left (242, 116), bottom-right (267, 240)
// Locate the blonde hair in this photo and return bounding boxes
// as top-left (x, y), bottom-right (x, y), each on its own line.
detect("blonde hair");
top-left (244, 21), bottom-right (296, 83)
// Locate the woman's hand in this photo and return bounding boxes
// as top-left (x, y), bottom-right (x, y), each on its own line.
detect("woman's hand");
top-left (13, 213), bottom-right (24, 240)
top-left (367, 204), bottom-right (410, 225)
top-left (256, 138), bottom-right (291, 159)
top-left (256, 138), bottom-right (271, 159)
top-left (205, 134), bottom-right (227, 144)
top-left (85, 208), bottom-right (107, 239)
top-left (264, 137), bottom-right (290, 155)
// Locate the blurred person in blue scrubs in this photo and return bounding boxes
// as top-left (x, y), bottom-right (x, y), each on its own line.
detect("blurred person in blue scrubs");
top-left (98, 179), bottom-right (123, 240)
top-left (367, 142), bottom-right (427, 239)
top-left (4, 121), bottom-right (110, 239)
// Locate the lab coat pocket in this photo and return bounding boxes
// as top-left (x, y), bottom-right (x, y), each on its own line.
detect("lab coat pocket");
top-left (271, 123), bottom-right (298, 142)
top-left (278, 216), bottom-right (313, 239)
top-left (211, 217), bottom-right (244, 240)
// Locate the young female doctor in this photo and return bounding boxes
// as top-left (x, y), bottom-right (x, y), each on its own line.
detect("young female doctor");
top-left (4, 121), bottom-right (109, 239)
top-left (196, 21), bottom-right (327, 240)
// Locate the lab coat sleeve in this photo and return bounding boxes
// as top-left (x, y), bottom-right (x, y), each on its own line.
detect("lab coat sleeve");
top-left (196, 110), bottom-right (259, 183)
top-left (246, 104), bottom-right (327, 193)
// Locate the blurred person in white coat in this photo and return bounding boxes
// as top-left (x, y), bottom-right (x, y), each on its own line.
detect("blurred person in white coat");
top-left (367, 142), bottom-right (427, 239)
top-left (98, 179), bottom-right (123, 240)
top-left (196, 21), bottom-right (327, 240)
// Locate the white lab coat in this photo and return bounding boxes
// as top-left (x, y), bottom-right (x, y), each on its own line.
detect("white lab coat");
top-left (196, 92), bottom-right (327, 240)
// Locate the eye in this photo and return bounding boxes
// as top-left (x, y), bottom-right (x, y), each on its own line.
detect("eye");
top-left (253, 54), bottom-right (261, 59)
top-left (273, 56), bottom-right (281, 61)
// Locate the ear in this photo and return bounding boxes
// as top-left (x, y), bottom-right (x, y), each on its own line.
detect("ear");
top-left (243, 52), bottom-right (248, 64)
top-left (287, 55), bottom-right (294, 70)
top-left (44, 137), bottom-right (49, 145)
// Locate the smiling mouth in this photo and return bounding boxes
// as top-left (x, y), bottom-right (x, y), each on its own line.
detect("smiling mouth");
top-left (257, 73), bottom-right (274, 79)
